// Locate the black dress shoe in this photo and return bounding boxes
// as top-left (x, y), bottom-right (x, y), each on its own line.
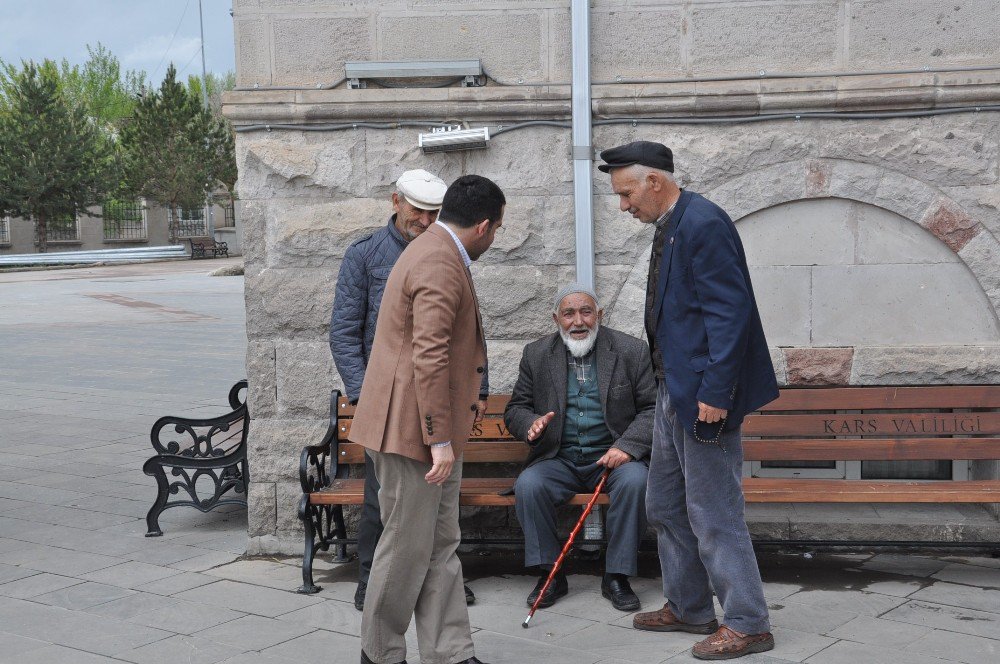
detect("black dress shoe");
top-left (526, 572), bottom-right (568, 608)
top-left (453, 658), bottom-right (488, 664)
top-left (464, 583), bottom-right (476, 605)
top-left (354, 581), bottom-right (367, 612)
top-left (360, 651), bottom-right (407, 664)
top-left (602, 574), bottom-right (641, 612)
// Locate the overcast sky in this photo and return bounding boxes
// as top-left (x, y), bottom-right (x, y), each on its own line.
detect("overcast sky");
top-left (0, 1), bottom-right (236, 82)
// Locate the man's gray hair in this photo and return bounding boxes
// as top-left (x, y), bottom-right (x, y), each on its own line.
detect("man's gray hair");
top-left (553, 282), bottom-right (600, 313)
top-left (623, 163), bottom-right (675, 184)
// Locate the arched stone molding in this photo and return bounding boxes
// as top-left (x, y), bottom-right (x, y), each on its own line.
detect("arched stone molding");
top-left (704, 158), bottom-right (1000, 317)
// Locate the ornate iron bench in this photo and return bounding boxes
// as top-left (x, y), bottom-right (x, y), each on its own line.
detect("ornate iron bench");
top-left (143, 380), bottom-right (249, 536)
top-left (187, 235), bottom-right (229, 259)
top-left (297, 385), bottom-right (1000, 593)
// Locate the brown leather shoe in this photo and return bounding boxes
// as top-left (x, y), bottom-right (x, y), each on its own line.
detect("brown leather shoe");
top-left (692, 625), bottom-right (774, 660)
top-left (632, 603), bottom-right (719, 634)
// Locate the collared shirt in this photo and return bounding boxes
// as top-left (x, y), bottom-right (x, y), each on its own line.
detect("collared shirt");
top-left (644, 197), bottom-right (680, 379)
top-left (435, 220), bottom-right (472, 268)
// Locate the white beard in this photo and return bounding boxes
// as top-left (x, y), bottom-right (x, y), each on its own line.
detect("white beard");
top-left (559, 322), bottom-right (599, 358)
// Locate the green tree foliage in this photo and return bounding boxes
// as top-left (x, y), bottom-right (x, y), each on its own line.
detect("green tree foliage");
top-left (187, 72), bottom-right (237, 206)
top-left (119, 65), bottom-right (232, 243)
top-left (59, 43), bottom-right (145, 134)
top-left (0, 60), bottom-right (112, 252)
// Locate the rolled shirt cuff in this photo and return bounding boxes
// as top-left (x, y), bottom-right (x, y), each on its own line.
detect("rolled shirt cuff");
top-left (430, 440), bottom-right (452, 448)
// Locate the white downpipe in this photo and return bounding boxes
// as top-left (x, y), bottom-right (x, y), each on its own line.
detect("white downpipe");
top-left (570, 0), bottom-right (594, 289)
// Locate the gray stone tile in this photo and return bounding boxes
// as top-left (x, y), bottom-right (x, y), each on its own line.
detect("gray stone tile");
top-left (0, 631), bottom-right (49, 660)
top-left (860, 554), bottom-right (950, 579)
top-left (856, 578), bottom-right (927, 598)
top-left (766, 599), bottom-right (858, 634)
top-left (258, 628), bottom-right (360, 660)
top-left (134, 571), bottom-right (219, 596)
top-left (6, 644), bottom-right (126, 664)
top-left (825, 615), bottom-right (933, 648)
top-left (87, 592), bottom-right (246, 635)
top-left (471, 602), bottom-right (596, 642)
top-left (194, 614), bottom-right (314, 651)
top-left (909, 582), bottom-right (1000, 615)
top-left (881, 600), bottom-right (1000, 640)
top-left (82, 561), bottom-right (184, 589)
top-left (274, 599), bottom-right (361, 637)
top-left (666, 651), bottom-right (798, 663)
top-left (938, 556), bottom-right (1000, 570)
top-left (551, 623), bottom-right (695, 662)
top-left (33, 581), bottom-right (137, 611)
top-left (0, 562), bottom-right (38, 584)
top-left (216, 653), bottom-right (299, 664)
top-left (169, 550), bottom-right (243, 572)
top-left (204, 559), bottom-right (305, 590)
top-left (904, 628), bottom-right (1000, 664)
top-left (931, 563), bottom-right (1000, 590)
top-left (175, 580), bottom-right (325, 618)
top-left (804, 639), bottom-right (953, 664)
top-left (0, 572), bottom-right (82, 599)
top-left (473, 629), bottom-right (605, 664)
top-left (116, 635), bottom-right (245, 664)
top-left (767, 626), bottom-right (837, 662)
top-left (782, 589), bottom-right (907, 618)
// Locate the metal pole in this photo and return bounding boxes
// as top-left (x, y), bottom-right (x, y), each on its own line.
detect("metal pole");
top-left (570, 0), bottom-right (594, 289)
top-left (198, 0), bottom-right (215, 235)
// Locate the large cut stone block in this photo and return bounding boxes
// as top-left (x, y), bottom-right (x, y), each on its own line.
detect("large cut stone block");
top-left (738, 198), bottom-right (857, 267)
top-left (276, 340), bottom-right (338, 418)
top-left (272, 16), bottom-right (374, 85)
top-left (235, 19), bottom-right (270, 87)
top-left (238, 199), bottom-right (268, 271)
top-left (476, 195), bottom-right (546, 266)
top-left (247, 482), bottom-right (277, 537)
top-left (958, 230), bottom-right (1000, 314)
top-left (849, 0), bottom-right (1000, 69)
top-left (363, 129), bottom-right (468, 200)
top-left (603, 259), bottom-right (647, 340)
top-left (593, 195), bottom-right (655, 265)
top-left (751, 266), bottom-right (812, 347)
top-left (483, 339), bottom-right (533, 394)
top-left (238, 131), bottom-right (369, 200)
top-left (812, 264), bottom-right (1000, 345)
top-left (691, 2), bottom-right (840, 74)
top-left (246, 268), bottom-right (337, 340)
top-left (378, 12), bottom-right (545, 83)
top-left (857, 203), bottom-right (957, 265)
top-left (464, 127), bottom-right (573, 196)
top-left (784, 348), bottom-right (855, 386)
top-left (247, 341), bottom-right (277, 418)
top-left (266, 198), bottom-right (386, 269)
top-left (550, 8), bottom-right (684, 82)
top-left (472, 264), bottom-right (560, 339)
top-left (851, 345), bottom-right (1000, 384)
top-left (247, 417), bottom-right (330, 483)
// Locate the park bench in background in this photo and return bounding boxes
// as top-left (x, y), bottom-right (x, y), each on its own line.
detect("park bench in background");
top-left (297, 385), bottom-right (1000, 593)
top-left (144, 379), bottom-right (249, 536)
top-left (187, 235), bottom-right (229, 259)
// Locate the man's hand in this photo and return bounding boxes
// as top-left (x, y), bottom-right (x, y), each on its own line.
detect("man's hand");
top-left (527, 411), bottom-right (556, 442)
top-left (597, 447), bottom-right (632, 469)
top-left (475, 399), bottom-right (488, 423)
top-left (697, 401), bottom-right (728, 424)
top-left (425, 444), bottom-right (455, 485)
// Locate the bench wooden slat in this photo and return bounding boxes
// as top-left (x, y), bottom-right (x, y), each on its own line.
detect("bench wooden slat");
top-left (336, 412), bottom-right (1000, 440)
top-left (335, 386), bottom-right (1000, 418)
top-left (334, 437), bottom-right (1000, 465)
top-left (308, 477), bottom-right (1000, 506)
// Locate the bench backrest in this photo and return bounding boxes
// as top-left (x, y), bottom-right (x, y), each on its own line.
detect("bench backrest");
top-left (333, 386), bottom-right (1000, 467)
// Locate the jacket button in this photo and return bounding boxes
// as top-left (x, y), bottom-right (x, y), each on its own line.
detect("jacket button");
top-left (476, 366), bottom-right (484, 373)
top-left (470, 404), bottom-right (478, 412)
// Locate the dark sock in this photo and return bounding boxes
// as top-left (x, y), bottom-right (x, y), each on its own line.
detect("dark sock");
top-left (603, 572), bottom-right (627, 583)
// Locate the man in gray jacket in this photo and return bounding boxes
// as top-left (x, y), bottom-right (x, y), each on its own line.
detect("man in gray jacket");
top-left (330, 169), bottom-right (486, 610)
top-left (504, 284), bottom-right (656, 612)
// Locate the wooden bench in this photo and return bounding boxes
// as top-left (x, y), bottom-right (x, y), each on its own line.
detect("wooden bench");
top-left (187, 236), bottom-right (229, 259)
top-left (297, 385), bottom-right (1000, 593)
top-left (143, 380), bottom-right (249, 536)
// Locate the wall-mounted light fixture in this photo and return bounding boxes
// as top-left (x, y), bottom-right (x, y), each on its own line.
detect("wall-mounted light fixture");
top-left (345, 60), bottom-right (483, 89)
top-left (418, 126), bottom-right (491, 153)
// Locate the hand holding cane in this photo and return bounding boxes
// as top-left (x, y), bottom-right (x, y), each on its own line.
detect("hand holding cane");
top-left (522, 468), bottom-right (609, 628)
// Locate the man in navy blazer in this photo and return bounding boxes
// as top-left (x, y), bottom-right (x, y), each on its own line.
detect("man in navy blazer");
top-left (600, 141), bottom-right (779, 661)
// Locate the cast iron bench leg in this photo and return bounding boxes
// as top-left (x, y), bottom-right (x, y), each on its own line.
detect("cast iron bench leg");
top-left (143, 457), bottom-right (168, 537)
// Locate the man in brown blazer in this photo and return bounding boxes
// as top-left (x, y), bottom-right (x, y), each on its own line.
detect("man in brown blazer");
top-left (350, 174), bottom-right (506, 664)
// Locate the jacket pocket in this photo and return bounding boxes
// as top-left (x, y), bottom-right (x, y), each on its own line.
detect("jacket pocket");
top-left (688, 352), bottom-right (709, 373)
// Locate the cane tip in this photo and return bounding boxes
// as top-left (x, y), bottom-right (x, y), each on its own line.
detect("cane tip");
top-left (522, 617), bottom-right (531, 628)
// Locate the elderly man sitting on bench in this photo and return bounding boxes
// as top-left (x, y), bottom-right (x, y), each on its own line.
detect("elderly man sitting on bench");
top-left (504, 283), bottom-right (657, 612)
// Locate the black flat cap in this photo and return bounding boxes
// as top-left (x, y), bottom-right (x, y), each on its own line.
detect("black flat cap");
top-left (598, 140), bottom-right (674, 173)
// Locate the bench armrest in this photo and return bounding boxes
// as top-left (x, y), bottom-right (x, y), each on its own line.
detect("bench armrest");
top-left (150, 407), bottom-right (247, 458)
top-left (300, 424), bottom-right (338, 493)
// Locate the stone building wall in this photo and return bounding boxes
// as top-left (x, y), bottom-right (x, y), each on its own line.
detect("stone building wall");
top-left (227, 0), bottom-right (1000, 553)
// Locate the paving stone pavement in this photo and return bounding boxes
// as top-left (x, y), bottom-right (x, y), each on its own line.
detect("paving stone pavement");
top-left (1, 261), bottom-right (1000, 663)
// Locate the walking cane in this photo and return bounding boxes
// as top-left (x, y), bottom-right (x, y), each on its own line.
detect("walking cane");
top-left (522, 468), bottom-right (609, 628)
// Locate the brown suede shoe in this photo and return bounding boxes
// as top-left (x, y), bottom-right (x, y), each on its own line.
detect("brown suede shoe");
top-left (632, 603), bottom-right (719, 634)
top-left (692, 625), bottom-right (774, 660)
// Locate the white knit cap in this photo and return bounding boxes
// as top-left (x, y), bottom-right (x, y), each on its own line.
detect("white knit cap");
top-left (553, 282), bottom-right (599, 311)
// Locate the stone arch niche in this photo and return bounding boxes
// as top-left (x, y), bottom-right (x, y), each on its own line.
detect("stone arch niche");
top-left (605, 159), bottom-right (1000, 387)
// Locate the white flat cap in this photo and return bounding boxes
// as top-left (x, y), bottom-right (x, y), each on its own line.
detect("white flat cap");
top-left (396, 169), bottom-right (447, 210)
